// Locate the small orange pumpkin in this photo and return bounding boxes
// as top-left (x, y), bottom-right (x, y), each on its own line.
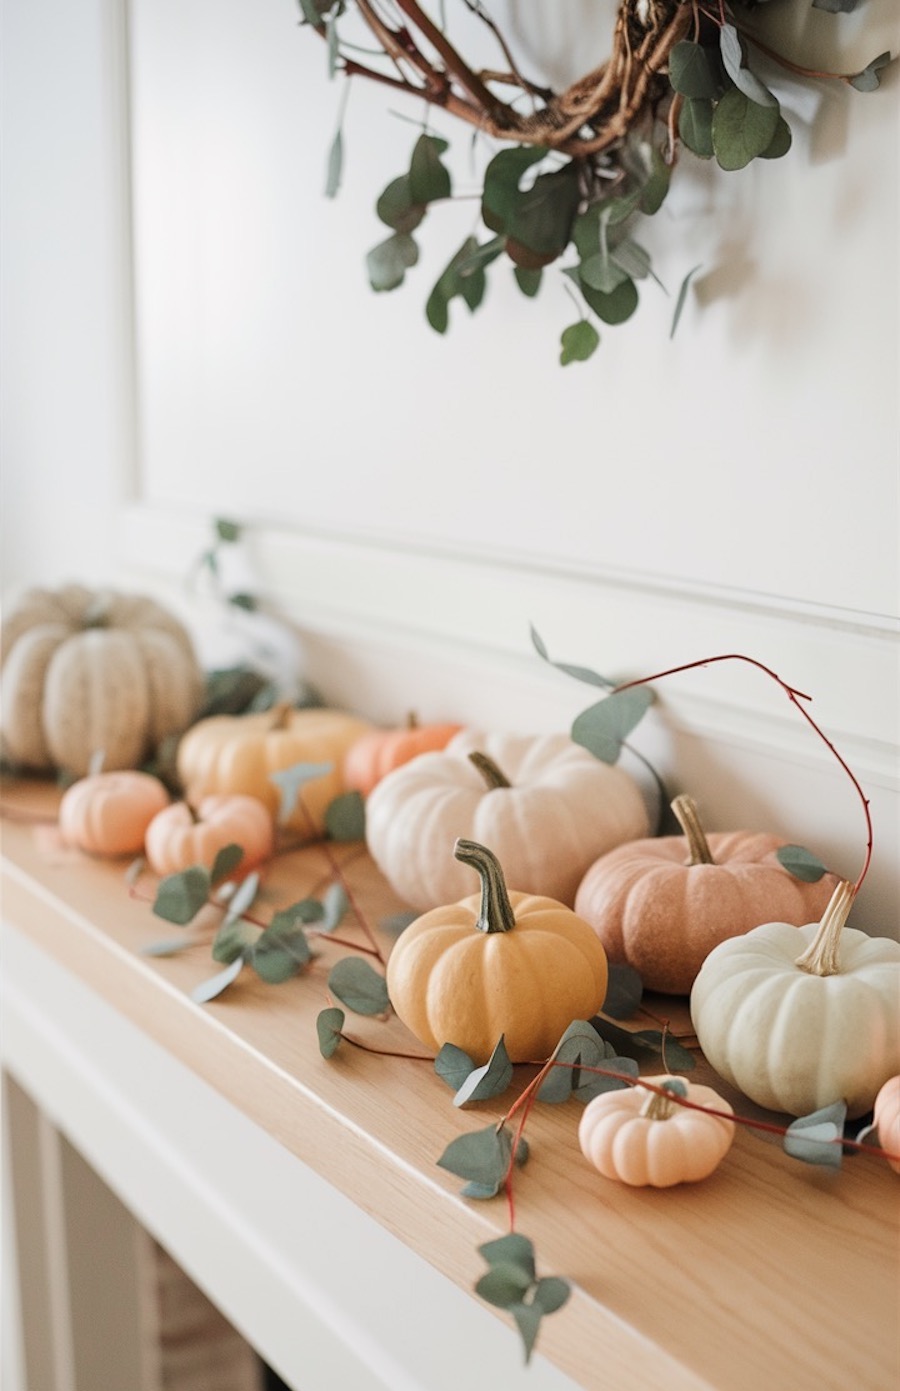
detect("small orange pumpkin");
top-left (59, 770), bottom-right (171, 857)
top-left (574, 794), bottom-right (840, 995)
top-left (342, 714), bottom-right (463, 797)
top-left (578, 1076), bottom-right (735, 1187)
top-left (385, 838), bottom-right (609, 1064)
top-left (144, 794), bottom-right (274, 876)
top-left (873, 1076), bottom-right (900, 1174)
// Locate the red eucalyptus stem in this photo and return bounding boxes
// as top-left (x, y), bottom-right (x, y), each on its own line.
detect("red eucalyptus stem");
top-left (611, 653), bottom-right (873, 892)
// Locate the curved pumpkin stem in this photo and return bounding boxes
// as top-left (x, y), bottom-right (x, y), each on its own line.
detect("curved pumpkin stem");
top-left (267, 700), bottom-right (295, 731)
top-left (454, 838), bottom-right (517, 935)
top-left (468, 751), bottom-right (512, 790)
top-left (795, 879), bottom-right (856, 977)
top-left (671, 794), bottom-right (716, 866)
top-left (639, 1077), bottom-right (688, 1121)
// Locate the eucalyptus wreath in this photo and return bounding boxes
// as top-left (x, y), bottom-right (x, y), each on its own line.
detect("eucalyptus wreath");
top-left (297, 1), bottom-right (892, 360)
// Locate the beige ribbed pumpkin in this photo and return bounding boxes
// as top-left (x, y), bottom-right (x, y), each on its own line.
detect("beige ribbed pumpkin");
top-left (0, 583), bottom-right (203, 776)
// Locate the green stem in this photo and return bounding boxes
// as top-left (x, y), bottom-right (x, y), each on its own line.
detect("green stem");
top-left (454, 838), bottom-right (516, 934)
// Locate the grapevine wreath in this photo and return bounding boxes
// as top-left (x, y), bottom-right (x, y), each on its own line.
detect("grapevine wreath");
top-left (296, 0), bottom-right (893, 358)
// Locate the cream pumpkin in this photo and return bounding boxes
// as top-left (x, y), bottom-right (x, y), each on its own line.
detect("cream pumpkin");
top-left (176, 704), bottom-right (372, 839)
top-left (0, 583), bottom-right (203, 776)
top-left (365, 729), bottom-right (650, 911)
top-left (144, 794), bottom-right (274, 876)
top-left (385, 838), bottom-right (609, 1063)
top-left (690, 881), bottom-right (900, 1118)
top-left (574, 795), bottom-right (840, 995)
top-left (578, 1076), bottom-right (735, 1187)
top-left (59, 770), bottom-right (171, 857)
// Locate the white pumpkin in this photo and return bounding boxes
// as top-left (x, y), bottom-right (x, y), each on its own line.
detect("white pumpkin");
top-left (364, 729), bottom-right (650, 911)
top-left (0, 583), bottom-right (204, 776)
top-left (690, 881), bottom-right (900, 1118)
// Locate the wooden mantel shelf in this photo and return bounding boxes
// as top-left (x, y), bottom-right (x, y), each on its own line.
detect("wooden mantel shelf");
top-left (1, 778), bottom-right (897, 1391)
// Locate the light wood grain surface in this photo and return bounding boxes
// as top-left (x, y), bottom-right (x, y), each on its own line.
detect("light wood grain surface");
top-left (2, 778), bottom-right (898, 1391)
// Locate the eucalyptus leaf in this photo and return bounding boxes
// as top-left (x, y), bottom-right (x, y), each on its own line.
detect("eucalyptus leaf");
top-left (367, 232), bottom-right (419, 293)
top-left (437, 1122), bottom-right (515, 1192)
top-left (325, 790), bottom-right (366, 841)
top-left (221, 870), bottom-right (261, 928)
top-left (435, 1042), bottom-right (476, 1090)
top-left (426, 235), bottom-right (487, 333)
top-left (712, 88), bottom-right (781, 171)
top-left (501, 164), bottom-right (580, 258)
top-left (327, 957), bottom-right (390, 1015)
top-left (579, 251), bottom-right (629, 296)
top-left (140, 936), bottom-right (198, 958)
top-left (482, 145), bottom-right (548, 233)
top-left (153, 867), bottom-right (210, 925)
top-left (514, 266), bottom-right (542, 297)
top-left (479, 1233), bottom-right (536, 1279)
top-left (577, 273), bottom-right (639, 326)
top-left (669, 41), bottom-right (720, 99)
top-left (325, 127), bottom-right (343, 198)
top-left (611, 239), bottom-right (653, 282)
top-left (573, 1057), bottom-right (639, 1103)
top-left (212, 916), bottom-right (258, 965)
top-left (214, 518), bottom-right (241, 542)
top-left (530, 625), bottom-right (615, 690)
top-left (476, 1264), bottom-right (533, 1309)
top-left (560, 320), bottom-right (600, 365)
top-left (532, 1276), bottom-right (571, 1315)
top-left (679, 97), bottom-right (715, 158)
top-left (296, 0), bottom-right (327, 25)
top-left (601, 963), bottom-right (644, 1019)
top-left (321, 882), bottom-right (349, 932)
top-left (190, 956), bottom-right (245, 1004)
top-left (571, 687), bottom-right (654, 763)
top-left (511, 1303), bottom-right (543, 1364)
top-left (776, 844), bottom-right (828, 882)
top-left (376, 175), bottom-right (426, 234)
top-left (408, 133), bottom-right (452, 205)
top-left (759, 115), bottom-right (792, 160)
top-left (784, 1101), bottom-right (847, 1169)
top-left (210, 842), bottom-right (244, 885)
top-left (453, 1036), bottom-right (513, 1106)
top-left (269, 761), bottom-right (334, 824)
top-left (381, 910), bottom-right (417, 935)
top-left (591, 1018), bottom-right (696, 1071)
top-left (848, 52), bottom-right (892, 92)
top-left (317, 1005), bottom-right (345, 1058)
top-left (536, 1019), bottom-right (615, 1101)
top-left (250, 909), bottom-right (314, 982)
top-left (671, 263), bottom-right (702, 339)
top-left (719, 24), bottom-right (777, 108)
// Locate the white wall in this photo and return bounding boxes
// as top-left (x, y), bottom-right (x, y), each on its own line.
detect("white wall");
top-left (1, 0), bottom-right (898, 934)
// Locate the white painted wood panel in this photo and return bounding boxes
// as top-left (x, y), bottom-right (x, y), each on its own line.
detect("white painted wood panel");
top-left (127, 0), bottom-right (899, 616)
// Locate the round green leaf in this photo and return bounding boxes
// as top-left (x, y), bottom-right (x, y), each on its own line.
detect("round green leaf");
top-left (712, 89), bottom-right (781, 171)
top-left (560, 320), bottom-right (600, 365)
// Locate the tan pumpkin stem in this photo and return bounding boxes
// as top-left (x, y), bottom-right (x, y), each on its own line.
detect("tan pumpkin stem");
top-left (267, 700), bottom-right (295, 731)
top-left (795, 879), bottom-right (856, 976)
top-left (671, 795), bottom-right (716, 866)
top-left (405, 711), bottom-right (419, 729)
top-left (81, 592), bottom-right (113, 629)
top-left (468, 751), bottom-right (512, 790)
top-left (454, 838), bottom-right (516, 935)
top-left (639, 1079), bottom-right (686, 1121)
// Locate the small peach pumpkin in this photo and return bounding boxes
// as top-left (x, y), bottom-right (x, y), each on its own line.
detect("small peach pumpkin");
top-left (385, 838), bottom-right (609, 1064)
top-left (59, 770), bottom-right (171, 857)
top-left (578, 1076), bottom-right (735, 1187)
top-left (873, 1076), bottom-right (900, 1174)
top-left (342, 714), bottom-right (463, 797)
top-left (574, 794), bottom-right (840, 995)
top-left (144, 794), bottom-right (274, 876)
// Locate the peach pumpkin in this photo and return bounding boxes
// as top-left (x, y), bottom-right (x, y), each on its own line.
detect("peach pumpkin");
top-left (59, 770), bottom-right (170, 857)
top-left (144, 794), bottom-right (274, 876)
top-left (873, 1076), bottom-right (900, 1174)
top-left (342, 714), bottom-right (463, 797)
top-left (574, 795), bottom-right (840, 995)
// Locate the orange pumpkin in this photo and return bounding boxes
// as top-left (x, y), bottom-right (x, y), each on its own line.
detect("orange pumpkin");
top-left (144, 794), bottom-right (274, 876)
top-left (176, 703), bottom-right (372, 838)
top-left (574, 795), bottom-right (840, 995)
top-left (873, 1076), bottom-right (900, 1174)
top-left (59, 770), bottom-right (170, 856)
top-left (342, 714), bottom-right (463, 797)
